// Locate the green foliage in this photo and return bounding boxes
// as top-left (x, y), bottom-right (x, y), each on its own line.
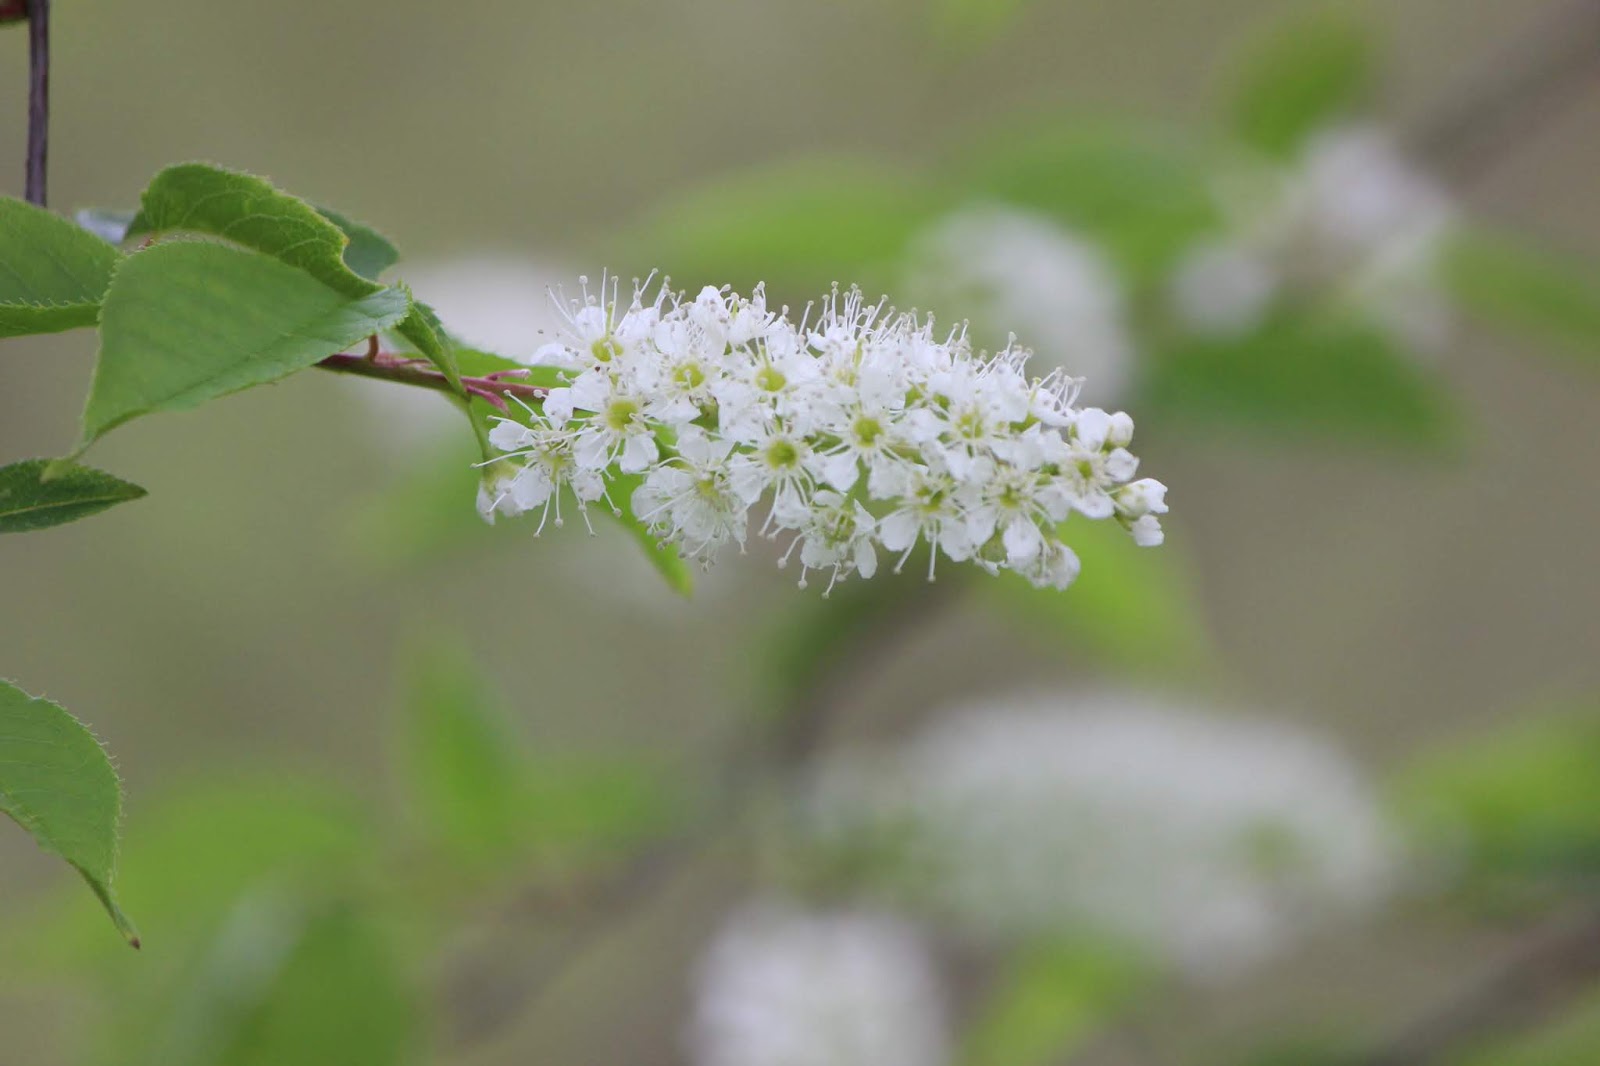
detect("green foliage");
top-left (1145, 310), bottom-right (1456, 448)
top-left (401, 643), bottom-right (680, 866)
top-left (1226, 9), bottom-right (1376, 157)
top-left (0, 458), bottom-right (146, 532)
top-left (0, 680), bottom-right (137, 944)
top-left (628, 157), bottom-right (950, 301)
top-left (125, 163), bottom-right (460, 388)
top-left (954, 124), bottom-right (1219, 283)
top-left (980, 516), bottom-right (1211, 675)
top-left (1395, 700), bottom-right (1600, 882)
top-left (0, 195), bottom-right (122, 337)
top-left (147, 896), bottom-right (417, 1066)
top-left (83, 241), bottom-right (410, 443)
top-left (318, 206), bottom-right (401, 282)
top-left (1442, 227), bottom-right (1600, 358)
top-left (602, 469), bottom-right (696, 597)
top-left (961, 942), bottom-right (1148, 1066)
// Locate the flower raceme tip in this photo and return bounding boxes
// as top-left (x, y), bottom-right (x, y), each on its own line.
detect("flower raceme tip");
top-left (477, 277), bottom-right (1168, 594)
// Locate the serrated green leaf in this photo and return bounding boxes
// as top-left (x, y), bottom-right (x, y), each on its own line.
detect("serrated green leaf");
top-left (0, 679), bottom-right (137, 945)
top-left (151, 896), bottom-right (416, 1066)
top-left (0, 195), bottom-right (123, 337)
top-left (128, 164), bottom-right (372, 297)
top-left (1395, 699), bottom-right (1600, 882)
top-left (1227, 9), bottom-right (1376, 157)
top-left (83, 241), bottom-right (410, 443)
top-left (317, 206), bottom-right (400, 282)
top-left (953, 123), bottom-right (1219, 283)
top-left (0, 458), bottom-right (146, 533)
top-left (392, 297), bottom-right (463, 393)
top-left (1441, 227), bottom-right (1600, 358)
top-left (628, 158), bottom-right (949, 301)
top-left (980, 516), bottom-right (1210, 676)
top-left (1145, 310), bottom-right (1456, 448)
top-left (961, 943), bottom-right (1148, 1066)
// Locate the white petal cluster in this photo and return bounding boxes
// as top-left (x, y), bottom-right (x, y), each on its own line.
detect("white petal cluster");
top-left (479, 276), bottom-right (1168, 593)
top-left (902, 205), bottom-right (1134, 405)
top-left (804, 691), bottom-right (1396, 981)
top-left (688, 901), bottom-right (950, 1066)
top-left (1171, 124), bottom-right (1454, 350)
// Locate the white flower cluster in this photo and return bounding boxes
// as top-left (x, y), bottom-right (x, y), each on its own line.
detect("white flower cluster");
top-left (479, 277), bottom-right (1168, 593)
top-left (1171, 124), bottom-right (1454, 351)
top-left (689, 901), bottom-right (950, 1066)
top-left (803, 691), bottom-right (1396, 981)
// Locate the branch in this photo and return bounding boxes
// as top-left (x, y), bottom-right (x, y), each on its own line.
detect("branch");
top-left (315, 348), bottom-right (547, 412)
top-left (25, 0), bottom-right (48, 206)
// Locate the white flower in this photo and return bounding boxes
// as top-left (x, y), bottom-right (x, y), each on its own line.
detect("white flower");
top-left (689, 901), bottom-right (950, 1066)
top-left (1171, 124), bottom-right (1455, 350)
top-left (903, 205), bottom-right (1134, 405)
top-left (803, 691), bottom-right (1397, 981)
top-left (483, 276), bottom-right (1169, 592)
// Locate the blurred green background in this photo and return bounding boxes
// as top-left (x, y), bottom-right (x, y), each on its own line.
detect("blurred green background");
top-left (3, 1), bottom-right (1600, 1064)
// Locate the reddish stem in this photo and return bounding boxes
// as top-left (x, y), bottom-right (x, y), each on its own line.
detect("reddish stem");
top-left (316, 349), bottom-right (547, 412)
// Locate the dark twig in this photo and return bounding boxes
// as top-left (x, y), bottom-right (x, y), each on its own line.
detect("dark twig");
top-left (25, 0), bottom-right (48, 206)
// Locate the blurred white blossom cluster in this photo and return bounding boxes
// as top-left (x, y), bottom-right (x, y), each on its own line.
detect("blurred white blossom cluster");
top-left (1171, 125), bottom-right (1455, 350)
top-left (480, 277), bottom-right (1168, 593)
top-left (804, 691), bottom-right (1396, 980)
top-left (903, 205), bottom-right (1134, 404)
top-left (689, 902), bottom-right (950, 1066)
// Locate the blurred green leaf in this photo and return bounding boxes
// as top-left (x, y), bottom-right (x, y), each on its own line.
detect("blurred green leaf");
top-left (954, 123), bottom-right (1219, 283)
top-left (83, 242), bottom-right (410, 443)
top-left (402, 643), bottom-right (531, 859)
top-left (1144, 310), bottom-right (1457, 448)
top-left (980, 516), bottom-right (1211, 675)
top-left (317, 206), bottom-right (400, 282)
top-left (928, 0), bottom-right (1034, 45)
top-left (962, 942), bottom-right (1148, 1066)
top-left (1226, 9), bottom-right (1376, 157)
top-left (402, 642), bottom-right (682, 866)
top-left (0, 195), bottom-right (122, 337)
top-left (1442, 227), bottom-right (1600, 358)
top-left (0, 679), bottom-right (137, 945)
top-left (0, 458), bottom-right (146, 533)
top-left (150, 895), bottom-right (418, 1066)
top-left (628, 158), bottom-right (950, 301)
top-left (1396, 700), bottom-right (1600, 882)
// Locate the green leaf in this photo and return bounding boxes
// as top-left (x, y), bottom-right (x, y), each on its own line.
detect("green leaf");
top-left (402, 643), bottom-right (530, 859)
top-left (0, 679), bottom-right (137, 945)
top-left (961, 943), bottom-right (1148, 1066)
top-left (0, 195), bottom-right (123, 337)
top-left (126, 164), bottom-right (458, 387)
top-left (83, 241), bottom-right (410, 443)
top-left (392, 297), bottom-right (464, 393)
top-left (953, 124), bottom-right (1219, 283)
top-left (401, 642), bottom-right (680, 865)
top-left (1144, 310), bottom-right (1456, 448)
top-left (1395, 699), bottom-right (1600, 883)
top-left (0, 458), bottom-right (146, 533)
top-left (1441, 227), bottom-right (1600, 358)
top-left (128, 164), bottom-right (373, 298)
top-left (980, 516), bottom-right (1211, 676)
top-left (151, 896), bottom-right (417, 1066)
top-left (1226, 9), bottom-right (1376, 157)
top-left (603, 469), bottom-right (695, 597)
top-left (628, 158), bottom-right (949, 301)
top-left (317, 206), bottom-right (400, 282)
